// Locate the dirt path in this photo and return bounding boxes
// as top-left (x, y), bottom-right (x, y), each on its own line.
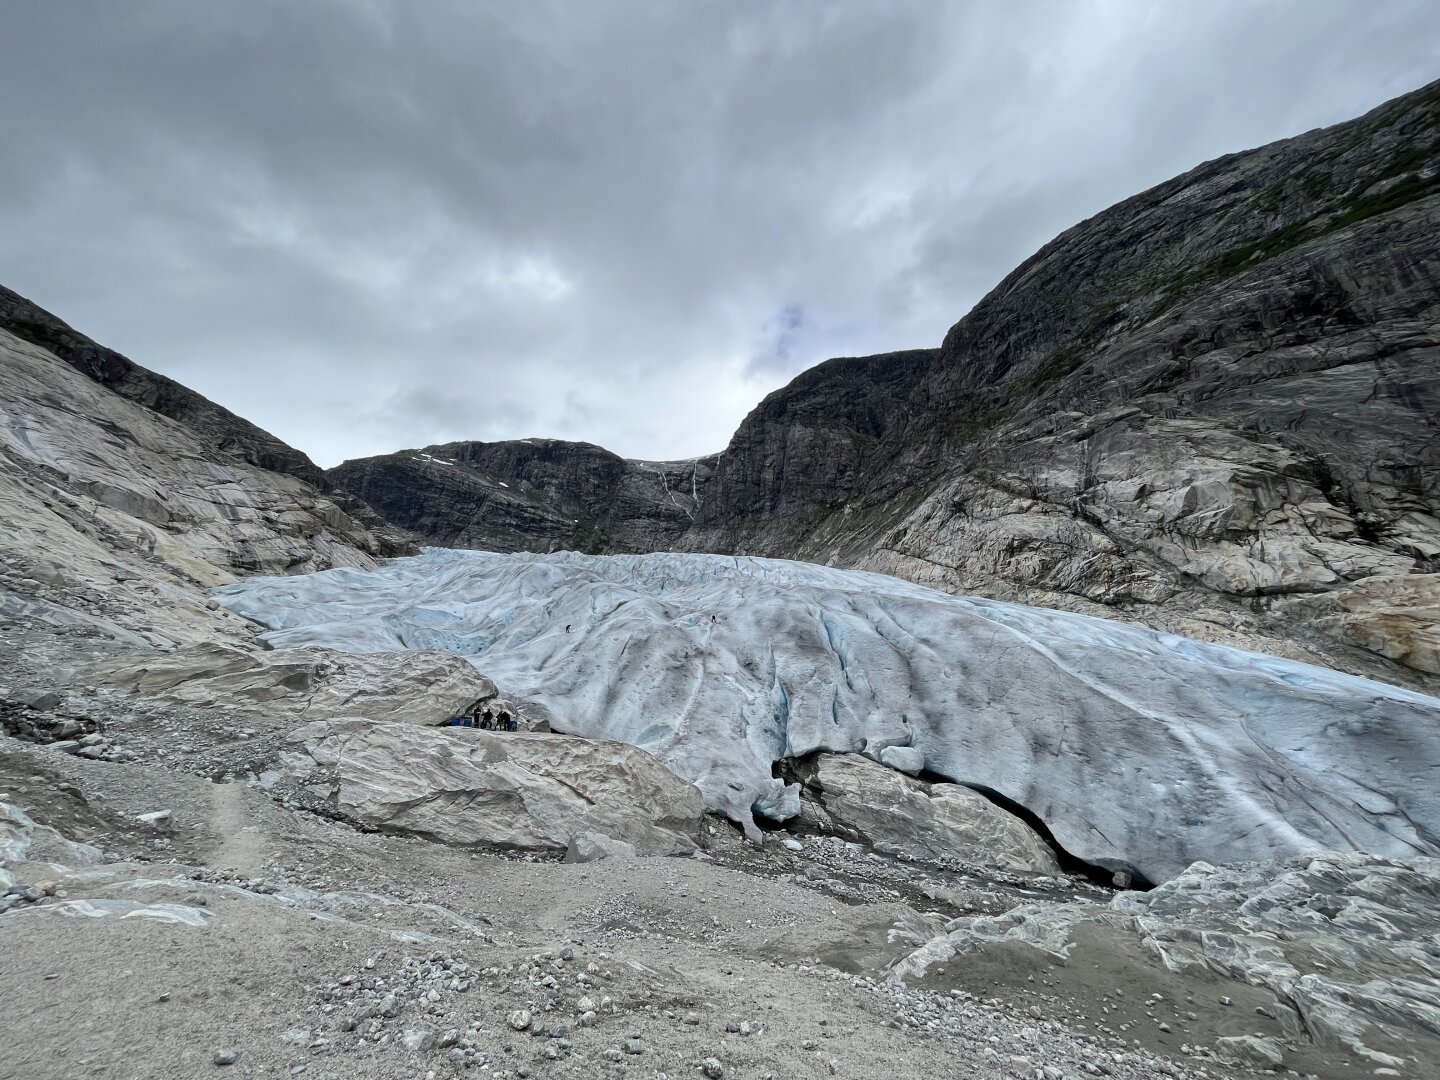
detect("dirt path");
top-left (208, 780), bottom-right (263, 875)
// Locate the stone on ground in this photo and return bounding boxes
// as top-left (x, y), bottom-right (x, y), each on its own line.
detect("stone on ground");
top-left (564, 832), bottom-right (638, 864)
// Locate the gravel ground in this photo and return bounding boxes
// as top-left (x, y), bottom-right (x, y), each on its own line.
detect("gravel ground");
top-left (1, 621), bottom-right (1295, 1080)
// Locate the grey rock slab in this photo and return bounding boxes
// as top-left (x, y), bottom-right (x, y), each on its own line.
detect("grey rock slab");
top-left (793, 753), bottom-right (1060, 875)
top-left (891, 852), bottom-right (1440, 1073)
top-left (9, 689), bottom-right (61, 711)
top-left (89, 641), bottom-right (496, 727)
top-left (286, 718), bottom-right (703, 856)
top-left (563, 832), bottom-right (638, 864)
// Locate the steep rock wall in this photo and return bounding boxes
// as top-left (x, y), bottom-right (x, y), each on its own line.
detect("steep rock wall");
top-left (329, 80), bottom-right (1440, 690)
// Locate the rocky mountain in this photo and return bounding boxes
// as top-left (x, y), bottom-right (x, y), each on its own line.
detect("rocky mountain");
top-left (338, 81), bottom-right (1440, 692)
top-left (0, 286), bottom-right (414, 649)
top-left (6, 42), bottom-right (1440, 1080)
top-left (330, 438), bottom-right (717, 554)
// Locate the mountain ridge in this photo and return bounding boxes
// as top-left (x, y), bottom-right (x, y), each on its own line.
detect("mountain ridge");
top-left (333, 78), bottom-right (1440, 690)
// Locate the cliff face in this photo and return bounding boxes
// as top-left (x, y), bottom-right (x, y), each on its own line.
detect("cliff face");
top-left (330, 439), bottom-right (717, 555)
top-left (680, 349), bottom-right (939, 555)
top-left (330, 80), bottom-right (1440, 689)
top-left (0, 288), bottom-right (414, 649)
top-left (848, 81), bottom-right (1440, 683)
top-left (0, 285), bottom-right (414, 562)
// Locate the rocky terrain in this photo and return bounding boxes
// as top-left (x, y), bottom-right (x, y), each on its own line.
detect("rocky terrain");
top-left (0, 289), bottom-right (414, 653)
top-left (5, 79), bottom-right (1440, 1080)
top-left (335, 82), bottom-right (1440, 693)
top-left (3, 616), bottom-right (1439, 1080)
top-left (330, 439), bottom-right (717, 555)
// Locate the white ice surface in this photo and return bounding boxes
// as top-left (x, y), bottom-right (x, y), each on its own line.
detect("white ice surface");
top-left (213, 549), bottom-right (1440, 882)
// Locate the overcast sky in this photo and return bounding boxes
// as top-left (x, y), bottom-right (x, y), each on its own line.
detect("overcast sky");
top-left (3, 2), bottom-right (1438, 467)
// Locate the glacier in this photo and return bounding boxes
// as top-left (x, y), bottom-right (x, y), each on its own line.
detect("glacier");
top-left (213, 548), bottom-right (1440, 883)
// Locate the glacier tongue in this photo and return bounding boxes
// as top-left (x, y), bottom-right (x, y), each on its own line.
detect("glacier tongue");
top-left (213, 548), bottom-right (1440, 883)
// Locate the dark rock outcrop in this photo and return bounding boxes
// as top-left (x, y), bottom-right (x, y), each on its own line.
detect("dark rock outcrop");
top-left (330, 80), bottom-right (1440, 689)
top-left (681, 349), bottom-right (939, 555)
top-left (330, 439), bottom-right (716, 554)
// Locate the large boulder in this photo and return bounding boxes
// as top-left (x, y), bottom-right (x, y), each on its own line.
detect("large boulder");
top-left (301, 651), bottom-right (499, 726)
top-left (93, 642), bottom-right (319, 703)
top-left (91, 643), bottom-right (497, 726)
top-left (792, 754), bottom-right (1060, 875)
top-left (284, 718), bottom-right (703, 855)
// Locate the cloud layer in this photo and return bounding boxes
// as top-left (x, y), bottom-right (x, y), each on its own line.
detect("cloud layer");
top-left (3, 1), bottom-right (1437, 466)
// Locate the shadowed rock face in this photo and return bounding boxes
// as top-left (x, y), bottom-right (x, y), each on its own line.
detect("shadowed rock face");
top-left (330, 439), bottom-right (717, 555)
top-left (333, 81), bottom-right (1440, 690)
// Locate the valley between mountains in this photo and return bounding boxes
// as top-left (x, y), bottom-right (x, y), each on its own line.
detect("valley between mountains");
top-left (3, 80), bottom-right (1440, 1080)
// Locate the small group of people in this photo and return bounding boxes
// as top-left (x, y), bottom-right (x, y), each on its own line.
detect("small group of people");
top-left (448, 701), bottom-right (519, 732)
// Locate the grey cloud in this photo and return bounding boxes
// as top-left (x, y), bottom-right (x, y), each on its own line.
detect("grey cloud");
top-left (1, 1), bottom-right (1437, 466)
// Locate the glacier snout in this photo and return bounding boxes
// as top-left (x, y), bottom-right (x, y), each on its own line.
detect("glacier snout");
top-left (214, 549), bottom-right (1440, 883)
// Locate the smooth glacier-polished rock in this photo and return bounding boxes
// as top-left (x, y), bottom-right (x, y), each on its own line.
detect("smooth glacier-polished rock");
top-left (90, 642), bottom-right (499, 727)
top-left (216, 548), bottom-right (1440, 883)
top-left (285, 718), bottom-right (704, 855)
top-left (790, 753), bottom-right (1061, 874)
